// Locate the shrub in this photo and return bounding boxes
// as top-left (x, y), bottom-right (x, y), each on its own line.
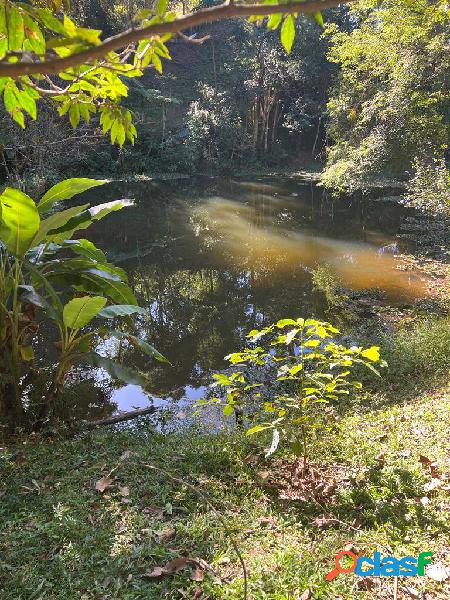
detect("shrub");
top-left (200, 318), bottom-right (384, 466)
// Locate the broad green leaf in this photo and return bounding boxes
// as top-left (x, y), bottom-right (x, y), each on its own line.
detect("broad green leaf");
top-left (17, 284), bottom-right (58, 320)
top-left (97, 304), bottom-right (147, 319)
top-left (223, 404), bottom-right (234, 417)
top-left (246, 423), bottom-right (272, 435)
top-left (63, 295), bottom-right (107, 329)
top-left (276, 318), bottom-right (297, 328)
top-left (361, 346), bottom-right (380, 362)
top-left (110, 330), bottom-right (170, 363)
top-left (45, 200), bottom-right (131, 243)
top-left (62, 239), bottom-right (106, 263)
top-left (7, 5), bottom-right (24, 51)
top-left (39, 178), bottom-right (107, 214)
top-left (32, 204), bottom-right (89, 246)
top-left (267, 13), bottom-right (282, 30)
top-left (280, 14), bottom-right (295, 54)
top-left (23, 14), bottom-right (45, 55)
top-left (84, 352), bottom-right (147, 386)
top-left (0, 188), bottom-right (40, 256)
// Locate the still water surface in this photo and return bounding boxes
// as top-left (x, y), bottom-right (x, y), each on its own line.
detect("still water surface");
top-left (77, 176), bottom-right (426, 420)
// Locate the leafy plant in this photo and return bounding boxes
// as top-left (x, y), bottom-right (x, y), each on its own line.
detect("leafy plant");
top-left (201, 318), bottom-right (384, 466)
top-left (0, 177), bottom-right (166, 431)
top-left (406, 157), bottom-right (450, 215)
top-left (0, 0), bottom-right (327, 145)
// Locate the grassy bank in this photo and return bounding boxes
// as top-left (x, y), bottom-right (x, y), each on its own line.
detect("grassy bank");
top-left (1, 380), bottom-right (450, 599)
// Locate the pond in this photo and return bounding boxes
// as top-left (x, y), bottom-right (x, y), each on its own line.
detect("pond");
top-left (73, 175), bottom-right (427, 422)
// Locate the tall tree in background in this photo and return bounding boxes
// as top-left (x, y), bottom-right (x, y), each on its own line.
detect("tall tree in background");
top-left (322, 0), bottom-right (450, 192)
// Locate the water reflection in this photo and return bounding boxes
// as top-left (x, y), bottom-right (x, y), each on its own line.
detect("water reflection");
top-left (192, 196), bottom-right (425, 296)
top-left (73, 176), bottom-right (427, 416)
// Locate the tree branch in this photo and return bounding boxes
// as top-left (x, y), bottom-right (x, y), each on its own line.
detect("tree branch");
top-left (84, 405), bottom-right (158, 428)
top-left (0, 0), bottom-right (352, 78)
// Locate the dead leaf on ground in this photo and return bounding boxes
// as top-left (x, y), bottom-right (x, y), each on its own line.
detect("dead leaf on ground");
top-left (312, 514), bottom-right (340, 529)
top-left (119, 486), bottom-right (130, 497)
top-left (343, 542), bottom-right (360, 553)
top-left (192, 588), bottom-right (203, 600)
top-left (257, 515), bottom-right (278, 528)
top-left (357, 576), bottom-right (376, 590)
top-left (419, 455), bottom-right (432, 468)
top-left (156, 527), bottom-right (176, 542)
top-left (300, 589), bottom-right (311, 600)
top-left (191, 566), bottom-right (204, 582)
top-left (120, 450), bottom-right (134, 461)
top-left (143, 556), bottom-right (207, 580)
top-left (95, 476), bottom-right (114, 493)
top-left (144, 566), bottom-right (165, 579)
top-left (143, 505), bottom-right (165, 518)
top-left (404, 587), bottom-right (421, 599)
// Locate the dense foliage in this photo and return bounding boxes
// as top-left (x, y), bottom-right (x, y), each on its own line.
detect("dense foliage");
top-left (322, 0), bottom-right (450, 191)
top-left (0, 178), bottom-right (166, 431)
top-left (202, 318), bottom-right (383, 462)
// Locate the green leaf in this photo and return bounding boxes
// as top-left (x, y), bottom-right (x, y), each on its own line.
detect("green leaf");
top-left (246, 423), bottom-right (272, 435)
top-left (32, 204), bottom-right (89, 245)
top-left (84, 352), bottom-right (147, 386)
top-left (0, 187), bottom-right (40, 256)
top-left (280, 14), bottom-right (295, 54)
top-left (0, 4), bottom-right (7, 58)
top-left (109, 330), bottom-right (170, 364)
top-left (18, 284), bottom-right (58, 321)
top-left (7, 5), bottom-right (24, 51)
top-left (23, 14), bottom-right (45, 55)
top-left (267, 13), bottom-right (282, 30)
top-left (314, 12), bottom-right (324, 28)
top-left (361, 346), bottom-right (380, 362)
top-left (97, 304), bottom-right (147, 319)
top-left (223, 404), bottom-right (234, 417)
top-left (63, 295), bottom-right (107, 329)
top-left (156, 0), bottom-right (169, 17)
top-left (39, 178), bottom-right (107, 214)
top-left (64, 239), bottom-right (107, 262)
top-left (276, 318), bottom-right (297, 328)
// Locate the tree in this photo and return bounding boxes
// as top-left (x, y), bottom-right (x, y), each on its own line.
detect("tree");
top-left (0, 0), bottom-right (351, 146)
top-left (322, 0), bottom-right (450, 192)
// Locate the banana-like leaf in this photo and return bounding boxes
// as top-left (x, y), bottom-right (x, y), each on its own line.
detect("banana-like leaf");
top-left (63, 239), bottom-right (107, 262)
top-left (84, 352), bottom-right (147, 386)
top-left (63, 295), bottom-right (107, 330)
top-left (32, 204), bottom-right (89, 246)
top-left (110, 329), bottom-right (170, 364)
top-left (39, 178), bottom-right (108, 214)
top-left (0, 188), bottom-right (40, 257)
top-left (98, 304), bottom-right (147, 319)
top-left (48, 199), bottom-right (133, 243)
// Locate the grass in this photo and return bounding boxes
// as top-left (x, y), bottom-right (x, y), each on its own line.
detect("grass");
top-left (1, 382), bottom-right (450, 600)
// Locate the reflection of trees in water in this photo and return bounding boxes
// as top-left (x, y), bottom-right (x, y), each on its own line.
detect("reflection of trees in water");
top-left (114, 260), bottom-right (322, 398)
top-left (77, 177), bottom-right (417, 407)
